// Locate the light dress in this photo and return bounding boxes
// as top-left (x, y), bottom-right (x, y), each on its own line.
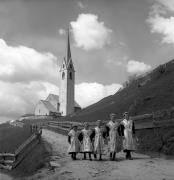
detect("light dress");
top-left (94, 127), bottom-right (105, 154)
top-left (68, 129), bottom-right (81, 153)
top-left (81, 129), bottom-right (93, 152)
top-left (107, 121), bottom-right (122, 153)
top-left (121, 119), bottom-right (136, 151)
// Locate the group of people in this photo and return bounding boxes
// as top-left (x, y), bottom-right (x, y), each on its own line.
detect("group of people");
top-left (67, 112), bottom-right (137, 161)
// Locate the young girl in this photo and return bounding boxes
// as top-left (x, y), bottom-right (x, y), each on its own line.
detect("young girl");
top-left (80, 122), bottom-right (93, 161)
top-left (120, 112), bottom-right (136, 160)
top-left (106, 113), bottom-right (122, 161)
top-left (93, 120), bottom-right (105, 161)
top-left (68, 124), bottom-right (81, 160)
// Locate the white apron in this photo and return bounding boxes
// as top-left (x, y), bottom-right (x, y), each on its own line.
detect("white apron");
top-left (94, 127), bottom-right (105, 154)
top-left (121, 119), bottom-right (136, 151)
top-left (68, 129), bottom-right (81, 153)
top-left (107, 121), bottom-right (122, 153)
top-left (81, 129), bottom-right (93, 152)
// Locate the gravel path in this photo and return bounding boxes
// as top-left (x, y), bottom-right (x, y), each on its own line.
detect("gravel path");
top-left (26, 129), bottom-right (174, 180)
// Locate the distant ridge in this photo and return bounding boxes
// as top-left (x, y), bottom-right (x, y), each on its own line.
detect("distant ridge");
top-left (62, 59), bottom-right (174, 122)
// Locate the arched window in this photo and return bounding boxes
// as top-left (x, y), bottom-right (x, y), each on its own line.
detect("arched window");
top-left (62, 72), bottom-right (65, 80)
top-left (70, 64), bottom-right (72, 69)
top-left (69, 72), bottom-right (72, 80)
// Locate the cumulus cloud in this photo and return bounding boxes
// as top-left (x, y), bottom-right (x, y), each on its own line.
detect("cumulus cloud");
top-left (148, 15), bottom-right (174, 44)
top-left (0, 39), bottom-right (58, 83)
top-left (70, 13), bottom-right (112, 50)
top-left (107, 57), bottom-right (151, 75)
top-left (147, 0), bottom-right (174, 45)
top-left (58, 28), bottom-right (66, 35)
top-left (127, 60), bottom-right (151, 74)
top-left (75, 82), bottom-right (122, 107)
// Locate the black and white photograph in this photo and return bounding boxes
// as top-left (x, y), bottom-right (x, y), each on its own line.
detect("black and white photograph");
top-left (0, 0), bottom-right (174, 179)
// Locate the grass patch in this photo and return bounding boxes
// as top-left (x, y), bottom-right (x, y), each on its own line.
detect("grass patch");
top-left (136, 127), bottom-right (174, 155)
top-left (0, 123), bottom-right (32, 153)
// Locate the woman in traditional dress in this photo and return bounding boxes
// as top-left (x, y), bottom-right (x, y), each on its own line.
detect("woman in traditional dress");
top-left (80, 122), bottom-right (93, 161)
top-left (68, 124), bottom-right (81, 160)
top-left (93, 120), bottom-right (105, 160)
top-left (120, 112), bottom-right (136, 160)
top-left (106, 113), bottom-right (122, 161)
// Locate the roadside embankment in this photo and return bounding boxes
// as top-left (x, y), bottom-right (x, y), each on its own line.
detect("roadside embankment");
top-left (0, 139), bottom-right (52, 179)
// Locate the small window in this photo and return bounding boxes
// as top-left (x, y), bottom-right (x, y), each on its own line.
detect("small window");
top-left (62, 72), bottom-right (65, 79)
top-left (63, 64), bottom-right (65, 68)
top-left (70, 64), bottom-right (72, 68)
top-left (69, 72), bottom-right (72, 79)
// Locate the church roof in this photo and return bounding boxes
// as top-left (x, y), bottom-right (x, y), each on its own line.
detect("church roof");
top-left (46, 94), bottom-right (59, 102)
top-left (74, 101), bottom-right (81, 108)
top-left (41, 100), bottom-right (58, 112)
top-left (45, 93), bottom-right (81, 108)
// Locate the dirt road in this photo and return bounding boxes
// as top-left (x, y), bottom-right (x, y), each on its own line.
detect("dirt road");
top-left (27, 129), bottom-right (174, 180)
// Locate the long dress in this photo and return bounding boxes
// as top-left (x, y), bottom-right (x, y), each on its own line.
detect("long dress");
top-left (107, 121), bottom-right (122, 153)
top-left (81, 129), bottom-right (93, 152)
top-left (121, 119), bottom-right (136, 151)
top-left (68, 129), bottom-right (81, 153)
top-left (94, 127), bottom-right (105, 154)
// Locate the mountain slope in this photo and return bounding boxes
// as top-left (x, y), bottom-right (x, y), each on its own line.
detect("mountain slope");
top-left (62, 59), bottom-right (174, 122)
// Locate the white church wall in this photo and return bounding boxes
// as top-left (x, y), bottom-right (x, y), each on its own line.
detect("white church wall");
top-left (35, 101), bottom-right (49, 116)
top-left (59, 70), bottom-right (68, 116)
top-left (59, 68), bottom-right (75, 116)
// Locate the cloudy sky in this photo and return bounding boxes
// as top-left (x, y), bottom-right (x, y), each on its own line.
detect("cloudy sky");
top-left (0, 0), bottom-right (174, 123)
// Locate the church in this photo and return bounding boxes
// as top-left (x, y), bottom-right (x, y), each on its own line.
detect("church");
top-left (34, 29), bottom-right (81, 116)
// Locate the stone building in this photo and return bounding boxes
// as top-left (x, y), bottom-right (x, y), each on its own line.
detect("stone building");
top-left (35, 29), bottom-right (81, 116)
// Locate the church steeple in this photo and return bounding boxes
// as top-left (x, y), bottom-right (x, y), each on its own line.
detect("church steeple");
top-left (59, 26), bottom-right (75, 116)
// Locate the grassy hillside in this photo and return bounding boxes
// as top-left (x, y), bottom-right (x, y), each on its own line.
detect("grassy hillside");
top-left (62, 59), bottom-right (174, 122)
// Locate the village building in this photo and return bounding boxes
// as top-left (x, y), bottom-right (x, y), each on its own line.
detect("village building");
top-left (35, 29), bottom-right (81, 116)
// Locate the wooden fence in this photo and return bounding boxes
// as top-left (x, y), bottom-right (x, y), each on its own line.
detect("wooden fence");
top-left (0, 130), bottom-right (42, 170)
top-left (47, 108), bottom-right (174, 133)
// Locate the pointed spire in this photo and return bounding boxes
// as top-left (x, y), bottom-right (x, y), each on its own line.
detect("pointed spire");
top-left (60, 26), bottom-right (74, 72)
top-left (66, 27), bottom-right (72, 64)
